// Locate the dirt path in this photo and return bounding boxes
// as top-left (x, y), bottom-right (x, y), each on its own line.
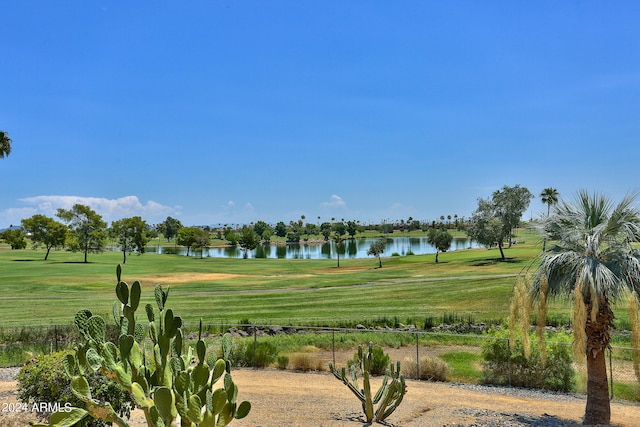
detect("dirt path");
top-left (2, 369), bottom-right (640, 426)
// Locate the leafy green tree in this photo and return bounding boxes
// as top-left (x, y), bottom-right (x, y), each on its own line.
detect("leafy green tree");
top-left (192, 227), bottom-right (210, 258)
top-left (320, 222), bottom-right (332, 241)
top-left (346, 221), bottom-right (358, 239)
top-left (159, 216), bottom-right (183, 241)
top-left (0, 228), bottom-right (26, 249)
top-left (529, 191), bottom-right (640, 425)
top-left (226, 231), bottom-right (239, 245)
top-left (540, 187), bottom-right (559, 252)
top-left (21, 214), bottom-right (67, 260)
top-left (466, 199), bottom-right (503, 252)
top-left (408, 219), bottom-right (421, 233)
top-left (56, 204), bottom-right (107, 263)
top-left (366, 238), bottom-right (386, 268)
top-left (467, 185), bottom-right (533, 260)
top-left (332, 221), bottom-right (346, 236)
top-left (238, 225), bottom-right (259, 259)
top-left (253, 220), bottom-right (271, 239)
top-left (305, 222), bottom-right (318, 238)
top-left (109, 216), bottom-right (149, 264)
top-left (0, 130), bottom-right (11, 159)
top-left (286, 220), bottom-right (302, 242)
top-left (274, 221), bottom-right (287, 238)
top-left (176, 226), bottom-right (203, 256)
top-left (427, 228), bottom-right (453, 263)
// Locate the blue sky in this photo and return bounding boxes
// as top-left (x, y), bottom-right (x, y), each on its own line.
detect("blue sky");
top-left (1, 1), bottom-right (639, 228)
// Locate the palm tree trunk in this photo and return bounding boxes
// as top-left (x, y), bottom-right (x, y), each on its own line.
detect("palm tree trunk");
top-left (584, 349), bottom-right (610, 425)
top-left (583, 298), bottom-right (614, 425)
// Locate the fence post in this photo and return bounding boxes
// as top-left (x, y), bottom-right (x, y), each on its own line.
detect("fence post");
top-left (507, 338), bottom-right (511, 387)
top-left (609, 347), bottom-right (614, 400)
top-left (332, 329), bottom-right (336, 367)
top-left (253, 327), bottom-right (257, 354)
top-left (415, 333), bottom-right (419, 380)
top-left (54, 324), bottom-right (58, 352)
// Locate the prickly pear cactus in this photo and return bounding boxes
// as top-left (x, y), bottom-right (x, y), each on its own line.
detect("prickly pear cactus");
top-left (33, 264), bottom-right (251, 427)
top-left (329, 342), bottom-right (406, 424)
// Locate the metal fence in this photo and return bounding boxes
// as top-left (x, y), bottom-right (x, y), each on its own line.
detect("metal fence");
top-left (1, 323), bottom-right (638, 401)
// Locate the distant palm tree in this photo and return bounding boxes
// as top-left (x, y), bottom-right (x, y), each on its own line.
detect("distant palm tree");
top-left (540, 188), bottom-right (559, 251)
top-left (531, 191), bottom-right (640, 425)
top-left (540, 188), bottom-right (559, 216)
top-left (0, 130), bottom-right (11, 159)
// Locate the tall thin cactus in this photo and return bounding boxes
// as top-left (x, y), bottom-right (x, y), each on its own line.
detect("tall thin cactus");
top-left (329, 342), bottom-right (406, 424)
top-left (34, 264), bottom-right (250, 427)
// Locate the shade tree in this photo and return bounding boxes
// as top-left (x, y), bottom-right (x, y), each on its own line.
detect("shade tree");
top-left (238, 225), bottom-right (259, 259)
top-left (56, 204), bottom-right (107, 263)
top-left (366, 238), bottom-right (386, 268)
top-left (21, 214), bottom-right (67, 260)
top-left (158, 216), bottom-right (183, 241)
top-left (0, 228), bottom-right (26, 249)
top-left (467, 184), bottom-right (533, 260)
top-left (176, 226), bottom-right (205, 256)
top-left (427, 228), bottom-right (453, 263)
top-left (109, 216), bottom-right (150, 264)
top-left (320, 222), bottom-right (332, 241)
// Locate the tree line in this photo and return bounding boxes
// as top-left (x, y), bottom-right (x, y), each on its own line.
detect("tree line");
top-left (1, 184), bottom-right (557, 264)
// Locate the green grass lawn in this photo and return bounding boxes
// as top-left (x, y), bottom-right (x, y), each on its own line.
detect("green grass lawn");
top-left (0, 236), bottom-right (572, 328)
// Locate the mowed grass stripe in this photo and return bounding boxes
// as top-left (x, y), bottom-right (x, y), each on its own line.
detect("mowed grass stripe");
top-left (0, 240), bottom-right (587, 327)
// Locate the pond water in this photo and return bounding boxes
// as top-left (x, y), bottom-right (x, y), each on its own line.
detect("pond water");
top-left (147, 236), bottom-right (479, 259)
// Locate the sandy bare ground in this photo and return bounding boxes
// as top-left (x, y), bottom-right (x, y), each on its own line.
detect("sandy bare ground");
top-left (2, 368), bottom-right (640, 427)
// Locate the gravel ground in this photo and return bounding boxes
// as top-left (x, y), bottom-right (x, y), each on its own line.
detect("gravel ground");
top-left (2, 367), bottom-right (638, 426)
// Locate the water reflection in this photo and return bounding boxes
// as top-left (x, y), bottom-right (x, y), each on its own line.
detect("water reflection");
top-left (149, 236), bottom-right (478, 259)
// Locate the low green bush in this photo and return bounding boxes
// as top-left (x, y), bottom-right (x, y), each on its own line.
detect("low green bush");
top-left (226, 341), bottom-right (279, 368)
top-left (276, 355), bottom-right (289, 369)
top-left (16, 351), bottom-right (134, 426)
top-left (243, 341), bottom-right (278, 368)
top-left (481, 332), bottom-right (575, 392)
top-left (349, 345), bottom-right (389, 376)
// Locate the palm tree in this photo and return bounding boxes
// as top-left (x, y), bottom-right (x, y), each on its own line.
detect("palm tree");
top-left (540, 188), bottom-right (559, 251)
top-left (531, 191), bottom-right (640, 425)
top-left (0, 130), bottom-right (11, 159)
top-left (540, 187), bottom-right (559, 216)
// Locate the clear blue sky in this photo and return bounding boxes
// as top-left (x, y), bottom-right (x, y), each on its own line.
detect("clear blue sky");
top-left (1, 1), bottom-right (639, 228)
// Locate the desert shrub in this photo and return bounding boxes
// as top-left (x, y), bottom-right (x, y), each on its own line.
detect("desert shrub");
top-left (349, 345), bottom-right (389, 376)
top-left (276, 355), bottom-right (289, 369)
top-left (289, 353), bottom-right (316, 371)
top-left (402, 356), bottom-right (449, 381)
top-left (243, 342), bottom-right (278, 368)
top-left (223, 341), bottom-right (278, 368)
top-left (481, 333), bottom-right (575, 392)
top-left (17, 351), bottom-right (134, 426)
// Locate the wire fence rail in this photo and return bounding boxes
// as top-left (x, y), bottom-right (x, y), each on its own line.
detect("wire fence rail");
top-left (1, 323), bottom-right (639, 401)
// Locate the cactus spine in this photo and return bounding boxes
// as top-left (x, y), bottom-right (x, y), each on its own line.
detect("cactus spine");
top-left (329, 342), bottom-right (406, 424)
top-left (34, 264), bottom-right (250, 427)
